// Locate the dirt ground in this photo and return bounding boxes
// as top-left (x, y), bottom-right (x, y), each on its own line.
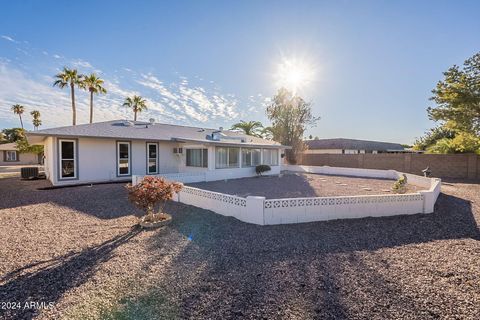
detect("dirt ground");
top-left (188, 172), bottom-right (419, 198)
top-left (0, 177), bottom-right (479, 319)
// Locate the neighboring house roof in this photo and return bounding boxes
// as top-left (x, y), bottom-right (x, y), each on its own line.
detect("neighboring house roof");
top-left (305, 138), bottom-right (404, 151)
top-left (27, 120), bottom-right (288, 148)
top-left (0, 143), bottom-right (18, 151)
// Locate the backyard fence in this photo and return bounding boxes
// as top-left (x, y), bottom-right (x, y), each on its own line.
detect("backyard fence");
top-left (134, 165), bottom-right (441, 225)
top-left (299, 153), bottom-right (480, 180)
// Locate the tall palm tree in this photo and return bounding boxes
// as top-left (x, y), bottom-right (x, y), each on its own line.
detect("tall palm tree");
top-left (230, 120), bottom-right (264, 137)
top-left (32, 118), bottom-right (42, 130)
top-left (53, 67), bottom-right (83, 125)
top-left (30, 110), bottom-right (41, 130)
top-left (11, 104), bottom-right (25, 129)
top-left (82, 73), bottom-right (107, 123)
top-left (122, 95), bottom-right (148, 121)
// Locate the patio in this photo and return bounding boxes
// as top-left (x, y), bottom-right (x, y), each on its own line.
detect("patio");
top-left (0, 177), bottom-right (479, 319)
top-left (187, 172), bottom-right (420, 198)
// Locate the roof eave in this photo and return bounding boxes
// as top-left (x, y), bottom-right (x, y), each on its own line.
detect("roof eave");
top-left (172, 137), bottom-right (291, 149)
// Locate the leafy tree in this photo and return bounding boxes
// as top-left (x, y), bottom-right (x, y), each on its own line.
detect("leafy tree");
top-left (82, 73), bottom-right (107, 123)
top-left (426, 132), bottom-right (480, 154)
top-left (15, 139), bottom-right (44, 155)
top-left (266, 88), bottom-right (319, 164)
top-left (0, 127), bottom-right (43, 154)
top-left (260, 126), bottom-right (275, 140)
top-left (314, 136), bottom-right (319, 140)
top-left (54, 67), bottom-right (83, 125)
top-left (413, 126), bottom-right (456, 151)
top-left (230, 120), bottom-right (264, 137)
top-left (308, 134), bottom-right (313, 140)
top-left (123, 95), bottom-right (148, 121)
top-left (1, 128), bottom-right (25, 143)
top-left (428, 52), bottom-right (480, 135)
top-left (0, 132), bottom-right (7, 144)
top-left (11, 104), bottom-right (25, 129)
top-left (30, 110), bottom-right (41, 130)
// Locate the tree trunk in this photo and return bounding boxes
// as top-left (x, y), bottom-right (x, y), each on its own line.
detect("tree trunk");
top-left (19, 115), bottom-right (23, 129)
top-left (71, 82), bottom-right (76, 126)
top-left (134, 110), bottom-right (137, 121)
top-left (89, 91), bottom-right (94, 123)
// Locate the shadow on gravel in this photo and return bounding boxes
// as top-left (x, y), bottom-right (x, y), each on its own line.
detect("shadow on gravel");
top-left (137, 191), bottom-right (480, 318)
top-left (0, 178), bottom-right (140, 219)
top-left (0, 226), bottom-right (141, 320)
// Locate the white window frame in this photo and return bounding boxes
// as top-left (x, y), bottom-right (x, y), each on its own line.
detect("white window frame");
top-left (58, 139), bottom-right (77, 180)
top-left (241, 148), bottom-right (261, 167)
top-left (215, 147), bottom-right (240, 169)
top-left (186, 148), bottom-right (208, 168)
top-left (117, 141), bottom-right (131, 176)
top-left (262, 148), bottom-right (279, 166)
top-left (6, 150), bottom-right (17, 161)
top-left (146, 142), bottom-right (158, 174)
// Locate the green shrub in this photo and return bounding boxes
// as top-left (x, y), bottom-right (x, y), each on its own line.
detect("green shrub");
top-left (392, 174), bottom-right (408, 194)
top-left (255, 164), bottom-right (271, 176)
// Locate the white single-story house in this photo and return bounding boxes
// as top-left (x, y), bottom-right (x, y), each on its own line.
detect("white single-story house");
top-left (27, 120), bottom-right (289, 186)
top-left (0, 143), bottom-right (41, 166)
top-left (304, 138), bottom-right (405, 154)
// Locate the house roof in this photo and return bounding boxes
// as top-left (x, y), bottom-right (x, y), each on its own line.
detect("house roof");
top-left (27, 120), bottom-right (287, 148)
top-left (305, 138), bottom-right (404, 151)
top-left (0, 143), bottom-right (18, 151)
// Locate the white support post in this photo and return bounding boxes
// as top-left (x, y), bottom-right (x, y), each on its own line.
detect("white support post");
top-left (245, 196), bottom-right (266, 225)
top-left (419, 190), bottom-right (435, 213)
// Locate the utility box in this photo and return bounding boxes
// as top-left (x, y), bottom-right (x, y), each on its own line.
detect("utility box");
top-left (21, 167), bottom-right (39, 180)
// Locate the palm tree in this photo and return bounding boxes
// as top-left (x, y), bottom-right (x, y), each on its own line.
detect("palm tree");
top-left (261, 126), bottom-right (277, 140)
top-left (230, 120), bottom-right (264, 137)
top-left (122, 95), bottom-right (148, 121)
top-left (82, 73), bottom-right (107, 123)
top-left (53, 67), bottom-right (83, 125)
top-left (30, 110), bottom-right (41, 130)
top-left (11, 104), bottom-right (25, 129)
top-left (32, 118), bottom-right (42, 130)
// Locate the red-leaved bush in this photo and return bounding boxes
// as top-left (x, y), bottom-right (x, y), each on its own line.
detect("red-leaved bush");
top-left (126, 176), bottom-right (183, 220)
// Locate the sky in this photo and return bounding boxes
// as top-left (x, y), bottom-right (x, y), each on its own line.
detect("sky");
top-left (0, 0), bottom-right (479, 144)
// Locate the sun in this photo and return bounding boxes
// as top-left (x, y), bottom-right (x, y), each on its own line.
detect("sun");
top-left (275, 57), bottom-right (315, 94)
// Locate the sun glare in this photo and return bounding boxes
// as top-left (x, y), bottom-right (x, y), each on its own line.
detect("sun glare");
top-left (275, 57), bottom-right (315, 94)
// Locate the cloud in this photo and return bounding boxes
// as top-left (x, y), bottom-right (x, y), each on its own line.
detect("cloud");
top-left (72, 59), bottom-right (93, 69)
top-left (1, 35), bottom-right (17, 43)
top-left (136, 73), bottom-right (240, 123)
top-left (0, 42), bottom-right (267, 130)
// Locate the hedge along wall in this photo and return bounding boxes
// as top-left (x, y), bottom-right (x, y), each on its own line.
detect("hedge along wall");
top-left (299, 153), bottom-right (480, 179)
top-left (135, 166), bottom-right (441, 226)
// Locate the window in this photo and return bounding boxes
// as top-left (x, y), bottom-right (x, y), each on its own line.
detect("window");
top-left (147, 143), bottom-right (158, 174)
top-left (5, 150), bottom-right (17, 162)
top-left (117, 141), bottom-right (131, 176)
top-left (241, 148), bottom-right (261, 167)
top-left (262, 149), bottom-right (279, 166)
top-left (59, 139), bottom-right (76, 179)
top-left (215, 147), bottom-right (239, 168)
top-left (186, 148), bottom-right (208, 167)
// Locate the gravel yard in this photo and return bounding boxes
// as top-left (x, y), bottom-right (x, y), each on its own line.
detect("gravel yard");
top-left (0, 177), bottom-right (479, 319)
top-left (188, 172), bottom-right (420, 198)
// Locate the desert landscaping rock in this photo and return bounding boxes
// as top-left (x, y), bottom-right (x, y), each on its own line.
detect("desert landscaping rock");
top-left (189, 172), bottom-right (418, 198)
top-left (1, 177), bottom-right (479, 319)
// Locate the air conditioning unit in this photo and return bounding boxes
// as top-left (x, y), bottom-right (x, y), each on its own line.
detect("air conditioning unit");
top-left (173, 147), bottom-right (183, 154)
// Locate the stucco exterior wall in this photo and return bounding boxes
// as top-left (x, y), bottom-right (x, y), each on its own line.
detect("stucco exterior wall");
top-left (44, 136), bottom-right (284, 186)
top-left (45, 137), bottom-right (181, 185)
